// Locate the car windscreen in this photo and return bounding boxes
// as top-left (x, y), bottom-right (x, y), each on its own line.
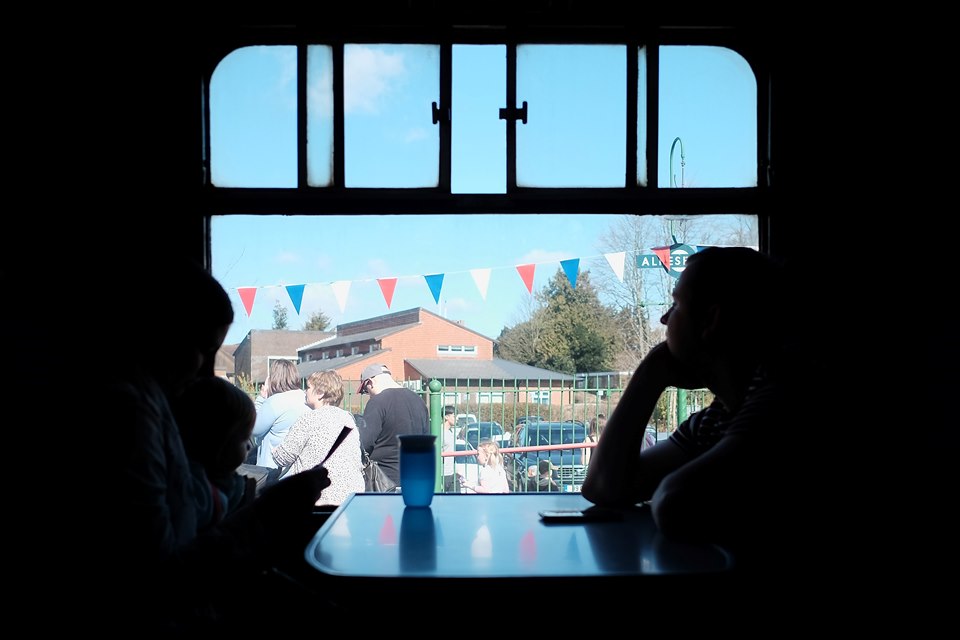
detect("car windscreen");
top-left (523, 423), bottom-right (586, 446)
top-left (465, 422), bottom-right (503, 448)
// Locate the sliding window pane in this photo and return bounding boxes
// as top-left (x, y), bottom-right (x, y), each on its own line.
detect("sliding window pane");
top-left (306, 45), bottom-right (334, 187)
top-left (453, 45), bottom-right (506, 194)
top-left (517, 45), bottom-right (626, 188)
top-left (210, 46), bottom-right (297, 188)
top-left (344, 44), bottom-right (439, 188)
top-left (637, 46), bottom-right (647, 186)
top-left (659, 46), bottom-right (757, 188)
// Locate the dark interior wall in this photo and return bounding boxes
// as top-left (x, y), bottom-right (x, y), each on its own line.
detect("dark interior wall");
top-left (17, 12), bottom-right (949, 615)
top-left (30, 15), bottom-right (832, 267)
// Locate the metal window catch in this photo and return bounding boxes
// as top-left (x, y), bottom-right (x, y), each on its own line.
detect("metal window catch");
top-left (431, 101), bottom-right (449, 125)
top-left (498, 101), bottom-right (528, 124)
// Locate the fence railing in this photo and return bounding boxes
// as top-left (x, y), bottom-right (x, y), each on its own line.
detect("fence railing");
top-left (426, 382), bottom-right (713, 494)
top-left (422, 381), bottom-right (712, 436)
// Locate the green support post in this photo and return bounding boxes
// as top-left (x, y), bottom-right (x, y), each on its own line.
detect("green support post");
top-left (428, 378), bottom-right (443, 492)
top-left (677, 388), bottom-right (688, 426)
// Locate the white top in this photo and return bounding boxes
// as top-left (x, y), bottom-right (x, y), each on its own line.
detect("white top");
top-left (478, 464), bottom-right (510, 493)
top-left (441, 426), bottom-right (456, 476)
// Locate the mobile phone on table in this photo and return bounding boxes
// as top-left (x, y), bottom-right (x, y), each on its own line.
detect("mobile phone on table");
top-left (538, 507), bottom-right (622, 523)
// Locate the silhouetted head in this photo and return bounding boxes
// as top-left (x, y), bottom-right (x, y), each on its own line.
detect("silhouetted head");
top-left (109, 257), bottom-right (234, 396)
top-left (174, 376), bottom-right (255, 479)
top-left (662, 246), bottom-right (785, 368)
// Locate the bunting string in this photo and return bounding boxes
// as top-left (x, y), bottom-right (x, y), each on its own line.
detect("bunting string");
top-left (231, 246), bottom-right (711, 317)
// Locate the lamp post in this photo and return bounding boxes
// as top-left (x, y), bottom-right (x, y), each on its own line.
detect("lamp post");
top-left (669, 136), bottom-right (685, 188)
top-left (668, 137), bottom-right (688, 427)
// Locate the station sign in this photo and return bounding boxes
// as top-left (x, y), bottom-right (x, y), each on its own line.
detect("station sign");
top-left (636, 243), bottom-right (699, 279)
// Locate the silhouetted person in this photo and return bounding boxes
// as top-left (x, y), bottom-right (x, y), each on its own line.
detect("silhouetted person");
top-left (173, 376), bottom-right (258, 529)
top-left (95, 258), bottom-right (332, 631)
top-left (582, 247), bottom-right (814, 575)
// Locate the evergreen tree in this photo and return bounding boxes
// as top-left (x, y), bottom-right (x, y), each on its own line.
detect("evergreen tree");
top-left (303, 309), bottom-right (332, 331)
top-left (498, 269), bottom-right (618, 374)
top-left (272, 300), bottom-right (289, 330)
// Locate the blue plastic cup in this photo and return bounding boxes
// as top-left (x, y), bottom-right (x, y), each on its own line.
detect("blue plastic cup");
top-left (398, 434), bottom-right (437, 507)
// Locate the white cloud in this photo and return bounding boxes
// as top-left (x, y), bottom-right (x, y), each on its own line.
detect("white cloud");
top-left (273, 47), bottom-right (296, 91)
top-left (312, 253), bottom-right (333, 271)
top-left (276, 251), bottom-right (300, 264)
top-left (366, 258), bottom-right (392, 277)
top-left (308, 66), bottom-right (334, 118)
top-left (268, 47), bottom-right (297, 111)
top-left (444, 297), bottom-right (470, 312)
top-left (517, 249), bottom-right (573, 265)
top-left (403, 127), bottom-right (428, 143)
top-left (344, 46), bottom-right (406, 114)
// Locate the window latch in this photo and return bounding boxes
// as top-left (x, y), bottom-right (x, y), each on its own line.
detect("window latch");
top-left (431, 101), bottom-right (449, 125)
top-left (498, 101), bottom-right (528, 124)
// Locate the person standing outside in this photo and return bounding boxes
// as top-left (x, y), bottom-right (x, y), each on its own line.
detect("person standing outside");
top-left (252, 359), bottom-right (309, 469)
top-left (441, 405), bottom-right (458, 492)
top-left (582, 414), bottom-right (604, 467)
top-left (358, 363), bottom-right (429, 486)
top-left (272, 370), bottom-right (365, 506)
top-left (459, 440), bottom-right (511, 493)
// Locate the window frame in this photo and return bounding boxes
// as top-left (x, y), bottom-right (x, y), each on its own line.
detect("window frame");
top-left (199, 24), bottom-right (772, 261)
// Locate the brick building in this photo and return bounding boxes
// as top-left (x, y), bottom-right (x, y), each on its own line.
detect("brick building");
top-left (297, 307), bottom-right (574, 407)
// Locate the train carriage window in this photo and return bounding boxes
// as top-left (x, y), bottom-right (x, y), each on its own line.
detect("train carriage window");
top-left (209, 42), bottom-right (757, 192)
top-left (207, 28), bottom-right (764, 419)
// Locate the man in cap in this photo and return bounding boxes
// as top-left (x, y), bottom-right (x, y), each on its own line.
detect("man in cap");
top-left (357, 363), bottom-right (430, 485)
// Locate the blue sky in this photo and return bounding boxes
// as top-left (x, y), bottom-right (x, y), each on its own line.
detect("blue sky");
top-left (210, 44), bottom-right (756, 345)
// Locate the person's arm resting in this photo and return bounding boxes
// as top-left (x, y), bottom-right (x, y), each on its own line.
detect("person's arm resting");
top-left (581, 344), bottom-right (694, 507)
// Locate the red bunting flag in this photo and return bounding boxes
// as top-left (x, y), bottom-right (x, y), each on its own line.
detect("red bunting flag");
top-left (377, 277), bottom-right (398, 309)
top-left (516, 264), bottom-right (536, 294)
top-left (237, 287), bottom-right (258, 317)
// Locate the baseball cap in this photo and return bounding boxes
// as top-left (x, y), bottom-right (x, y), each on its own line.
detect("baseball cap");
top-left (357, 363), bottom-right (390, 394)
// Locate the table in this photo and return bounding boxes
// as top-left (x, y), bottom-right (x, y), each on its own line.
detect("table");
top-left (303, 493), bottom-right (733, 601)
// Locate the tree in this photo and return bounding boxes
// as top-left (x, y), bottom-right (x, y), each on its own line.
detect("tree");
top-left (498, 269), bottom-right (619, 375)
top-left (272, 300), bottom-right (289, 330)
top-left (303, 309), bottom-right (332, 331)
top-left (593, 215), bottom-right (673, 371)
top-left (495, 295), bottom-right (546, 363)
top-left (593, 214), bottom-right (759, 371)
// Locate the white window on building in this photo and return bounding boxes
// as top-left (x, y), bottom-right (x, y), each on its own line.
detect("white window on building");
top-left (336, 349), bottom-right (343, 357)
top-left (442, 392), bottom-right (466, 405)
top-left (322, 352), bottom-right (329, 360)
top-left (478, 391), bottom-right (505, 404)
top-left (369, 344), bottom-right (380, 353)
top-left (351, 346), bottom-right (359, 355)
top-left (530, 390), bottom-right (552, 405)
top-left (437, 345), bottom-right (477, 357)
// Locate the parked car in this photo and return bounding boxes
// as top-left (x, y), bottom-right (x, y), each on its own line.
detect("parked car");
top-left (458, 421), bottom-right (511, 449)
top-left (512, 415), bottom-right (543, 439)
top-left (512, 420), bottom-right (588, 491)
top-left (455, 413), bottom-right (478, 430)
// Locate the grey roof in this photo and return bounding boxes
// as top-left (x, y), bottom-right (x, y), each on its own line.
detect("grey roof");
top-left (299, 322), bottom-right (418, 351)
top-left (298, 335), bottom-right (338, 350)
top-left (406, 358), bottom-right (575, 384)
top-left (296, 351), bottom-right (391, 378)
